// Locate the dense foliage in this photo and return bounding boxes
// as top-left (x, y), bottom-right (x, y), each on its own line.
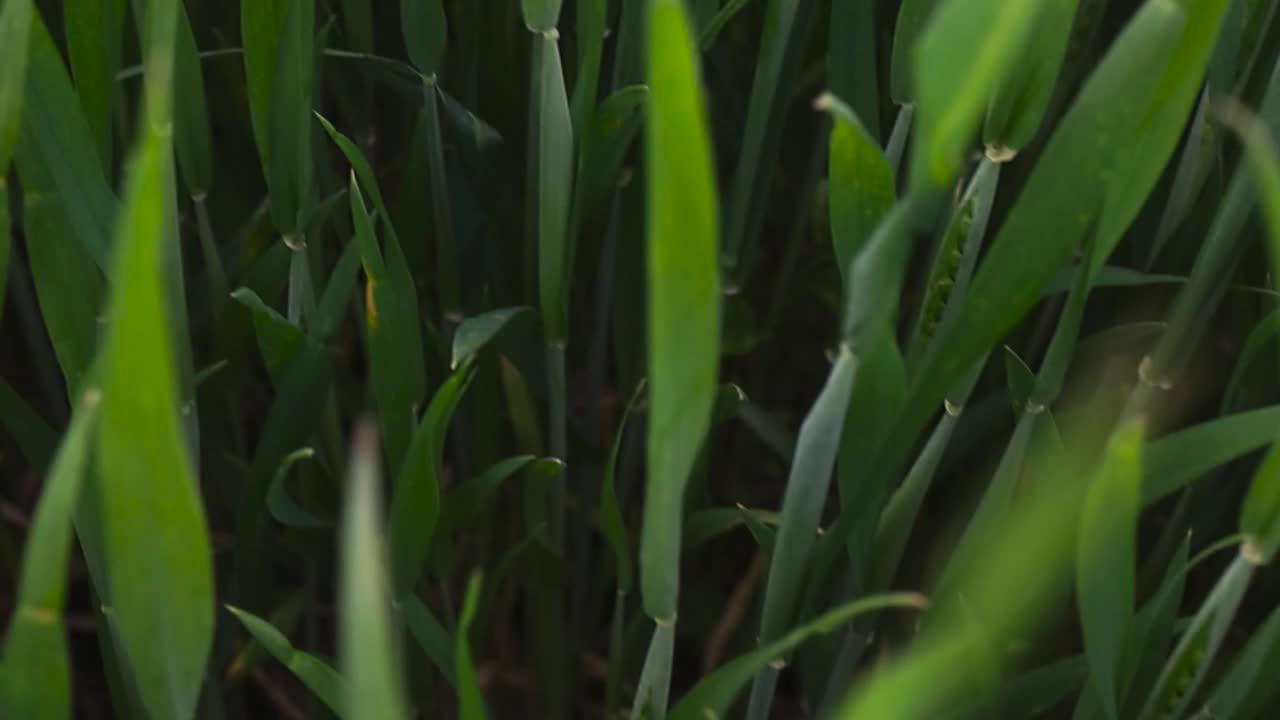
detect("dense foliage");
top-left (4, 0), bottom-right (1280, 718)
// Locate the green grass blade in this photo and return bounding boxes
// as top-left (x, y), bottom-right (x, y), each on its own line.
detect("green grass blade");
top-left (318, 112), bottom-right (427, 426)
top-left (818, 93), bottom-right (894, 284)
top-left (533, 32), bottom-right (574, 342)
top-left (642, 0), bottom-right (721, 623)
top-left (748, 347), bottom-right (858, 719)
top-left (521, 0), bottom-right (562, 33)
top-left (577, 84), bottom-right (647, 228)
top-left (421, 83), bottom-right (461, 319)
top-left (890, 0), bottom-right (939, 104)
top-left (721, 0), bottom-right (819, 281)
top-left (226, 606), bottom-right (348, 716)
top-left (440, 456), bottom-right (563, 535)
top-left (910, 0), bottom-right (1048, 189)
top-left (0, 394), bottom-right (97, 720)
top-left (456, 572), bottom-right (489, 720)
top-left (235, 343), bottom-right (336, 605)
top-left (1077, 420), bottom-right (1144, 719)
top-left (451, 306), bottom-right (533, 368)
top-left (1142, 404), bottom-right (1280, 505)
top-left (401, 0), bottom-right (446, 75)
top-left (982, 0), bottom-right (1079, 153)
top-left (0, 0), bottom-right (32, 173)
top-left (882, 0), bottom-right (1186, 477)
top-left (1241, 440), bottom-right (1280, 562)
top-left (350, 173), bottom-right (426, 468)
top-left (403, 595), bottom-right (458, 687)
top-left (266, 447), bottom-right (331, 528)
top-left (172, 2), bottom-right (214, 195)
top-left (1221, 97), bottom-right (1280, 276)
top-left (630, 623), bottom-right (675, 720)
top-left (340, 421), bottom-right (410, 720)
top-left (19, 12), bottom-right (117, 271)
top-left (388, 362), bottom-right (477, 597)
top-left (1201, 601), bottom-right (1280, 719)
top-left (600, 382), bottom-right (645, 593)
top-left (1094, 0), bottom-right (1234, 266)
top-left (230, 287), bottom-right (305, 385)
top-left (570, 0), bottom-right (606, 140)
top-left (670, 593), bottom-right (927, 720)
top-left (64, 0), bottom-right (123, 172)
top-left (94, 2), bottom-right (214, 710)
top-left (0, 377), bottom-right (58, 469)
top-left (266, 0), bottom-right (315, 235)
top-left (241, 0), bottom-right (290, 173)
top-left (698, 0), bottom-right (750, 50)
top-left (15, 143), bottom-right (104, 395)
top-left (1137, 554), bottom-right (1255, 720)
top-left (829, 0), bottom-right (880, 141)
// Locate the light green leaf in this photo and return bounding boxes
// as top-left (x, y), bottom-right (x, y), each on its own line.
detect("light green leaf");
top-left (339, 421), bottom-right (410, 720)
top-left (642, 0), bottom-right (721, 623)
top-left (0, 394), bottom-right (98, 720)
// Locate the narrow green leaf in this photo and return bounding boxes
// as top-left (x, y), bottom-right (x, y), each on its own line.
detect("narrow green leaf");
top-left (670, 593), bottom-right (928, 720)
top-left (829, 0), bottom-right (880, 141)
top-left (64, 0), bottom-right (123, 172)
top-left (630, 623), bottom-right (675, 720)
top-left (521, 0), bottom-right (562, 33)
top-left (1142, 404), bottom-right (1280, 505)
top-left (818, 93), bottom-right (894, 283)
top-left (421, 84), bottom-right (461, 318)
top-left (0, 0), bottom-right (32, 172)
top-left (452, 306), bottom-right (533, 369)
top-left (235, 343), bottom-right (336, 605)
top-left (1241, 441), bottom-right (1280, 562)
top-left (699, 0), bottom-right (750, 50)
top-left (577, 85), bottom-right (647, 227)
top-left (0, 377), bottom-right (58, 469)
top-left (890, 0), bottom-right (940, 104)
top-left (442, 456), bottom-right (562, 534)
top-left (1137, 554), bottom-right (1254, 720)
top-left (911, 0), bottom-right (1048, 188)
top-left (600, 382), bottom-right (645, 592)
top-left (401, 0), bottom-right (447, 75)
top-left (1077, 420), bottom-right (1144, 720)
top-left (1094, 0), bottom-right (1234, 264)
top-left (0, 395), bottom-right (97, 720)
top-left (340, 421), bottom-right (410, 720)
top-left (226, 606), bottom-right (348, 716)
top-left (403, 595), bottom-right (458, 687)
top-left (19, 13), bottom-right (118, 271)
top-left (1004, 347), bottom-right (1036, 417)
top-left (267, 0), bottom-right (315, 235)
top-left (1202, 601), bottom-right (1280, 719)
top-left (94, 8), bottom-right (214, 710)
top-left (456, 572), bottom-right (489, 720)
top-left (721, 0), bottom-right (820, 279)
top-left (642, 0), bottom-right (721, 621)
top-left (172, 2), bottom-right (214, 194)
top-left (350, 173), bottom-right (427, 469)
top-left (241, 0), bottom-right (290, 172)
top-left (389, 362), bottom-right (476, 597)
top-left (266, 447), bottom-right (331, 528)
top-left (982, 0), bottom-right (1079, 152)
top-left (231, 287), bottom-right (305, 384)
top-left (15, 144), bottom-right (104, 395)
top-left (749, 347), bottom-right (858, 718)
top-left (570, 0), bottom-right (606, 139)
top-left (533, 33), bottom-right (574, 341)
